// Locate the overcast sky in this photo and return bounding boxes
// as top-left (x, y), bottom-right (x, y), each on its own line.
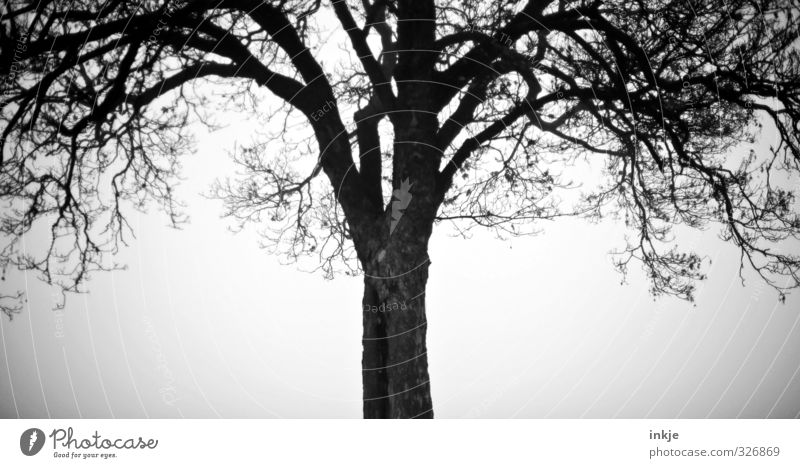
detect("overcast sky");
top-left (1, 118), bottom-right (799, 419)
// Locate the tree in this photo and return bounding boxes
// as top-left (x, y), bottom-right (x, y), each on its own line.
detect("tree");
top-left (1, 0), bottom-right (799, 418)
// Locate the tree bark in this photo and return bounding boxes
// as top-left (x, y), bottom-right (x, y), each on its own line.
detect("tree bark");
top-left (355, 101), bottom-right (440, 418)
top-left (361, 257), bottom-right (433, 418)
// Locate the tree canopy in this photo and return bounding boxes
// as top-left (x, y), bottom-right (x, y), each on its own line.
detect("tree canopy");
top-left (1, 0), bottom-right (800, 319)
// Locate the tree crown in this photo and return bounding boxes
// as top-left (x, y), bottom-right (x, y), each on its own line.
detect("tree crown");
top-left (1, 0), bottom-right (799, 317)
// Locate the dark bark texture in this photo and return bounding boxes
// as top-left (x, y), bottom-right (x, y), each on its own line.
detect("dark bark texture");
top-left (361, 266), bottom-right (433, 418)
top-left (356, 143), bottom-right (438, 418)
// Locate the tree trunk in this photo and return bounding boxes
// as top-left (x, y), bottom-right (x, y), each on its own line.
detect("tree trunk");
top-left (354, 107), bottom-right (440, 418)
top-left (361, 258), bottom-right (433, 418)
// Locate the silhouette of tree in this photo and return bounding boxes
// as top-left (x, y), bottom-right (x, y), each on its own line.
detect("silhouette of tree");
top-left (1, 0), bottom-right (799, 418)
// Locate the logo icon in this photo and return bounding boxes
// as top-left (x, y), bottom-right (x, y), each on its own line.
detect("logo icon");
top-left (390, 178), bottom-right (413, 235)
top-left (20, 428), bottom-right (45, 456)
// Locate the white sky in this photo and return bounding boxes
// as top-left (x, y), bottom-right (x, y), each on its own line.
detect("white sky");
top-left (1, 121), bottom-right (799, 418)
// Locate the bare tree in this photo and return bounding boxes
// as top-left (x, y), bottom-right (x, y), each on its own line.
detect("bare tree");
top-left (2, 0), bottom-right (799, 418)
